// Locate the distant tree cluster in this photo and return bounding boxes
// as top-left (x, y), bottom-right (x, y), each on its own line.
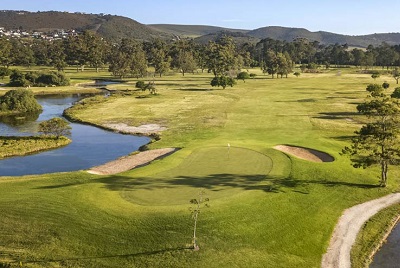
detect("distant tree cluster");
top-left (3, 31), bottom-right (400, 88)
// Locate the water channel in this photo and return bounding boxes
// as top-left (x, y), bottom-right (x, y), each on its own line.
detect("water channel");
top-left (370, 220), bottom-right (400, 267)
top-left (0, 93), bottom-right (150, 176)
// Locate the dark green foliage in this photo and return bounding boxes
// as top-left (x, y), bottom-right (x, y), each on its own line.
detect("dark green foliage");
top-left (0, 88), bottom-right (42, 113)
top-left (371, 73), bottom-right (380, 80)
top-left (135, 80), bottom-right (146, 89)
top-left (249, 73), bottom-right (257, 78)
top-left (135, 81), bottom-right (156, 94)
top-left (9, 69), bottom-right (29, 87)
top-left (0, 67), bottom-right (11, 79)
top-left (210, 76), bottom-right (236, 89)
top-left (382, 82), bottom-right (390, 89)
top-left (294, 72), bottom-right (301, 77)
top-left (38, 117), bottom-right (71, 138)
top-left (236, 71), bottom-right (250, 82)
top-left (391, 87), bottom-right (400, 98)
top-left (341, 84), bottom-right (400, 187)
top-left (9, 70), bottom-right (69, 87)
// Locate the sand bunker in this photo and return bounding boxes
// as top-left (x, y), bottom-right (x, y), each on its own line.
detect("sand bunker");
top-left (104, 123), bottom-right (167, 135)
top-left (88, 148), bottom-right (177, 175)
top-left (274, 145), bottom-right (334, 162)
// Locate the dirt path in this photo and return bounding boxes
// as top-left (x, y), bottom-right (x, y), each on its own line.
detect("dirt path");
top-left (321, 192), bottom-right (400, 268)
top-left (87, 148), bottom-right (177, 175)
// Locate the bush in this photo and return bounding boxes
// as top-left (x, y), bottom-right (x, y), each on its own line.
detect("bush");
top-left (135, 80), bottom-right (146, 89)
top-left (211, 76), bottom-right (236, 89)
top-left (249, 73), bottom-right (257, 78)
top-left (0, 67), bottom-right (11, 80)
top-left (8, 70), bottom-right (69, 87)
top-left (294, 72), bottom-right (301, 77)
top-left (391, 87), bottom-right (400, 98)
top-left (0, 88), bottom-right (42, 113)
top-left (236, 71), bottom-right (250, 82)
top-left (38, 118), bottom-right (71, 138)
top-left (371, 73), bottom-right (380, 80)
top-left (382, 82), bottom-right (390, 89)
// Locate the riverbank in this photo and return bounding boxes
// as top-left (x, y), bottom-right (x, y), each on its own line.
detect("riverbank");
top-left (321, 193), bottom-right (400, 268)
top-left (352, 203), bottom-right (400, 267)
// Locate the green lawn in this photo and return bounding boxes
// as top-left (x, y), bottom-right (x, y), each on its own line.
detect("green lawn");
top-left (0, 68), bottom-right (399, 267)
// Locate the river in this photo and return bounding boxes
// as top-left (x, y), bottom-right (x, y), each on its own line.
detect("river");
top-left (0, 93), bottom-right (150, 176)
top-left (370, 220), bottom-right (400, 267)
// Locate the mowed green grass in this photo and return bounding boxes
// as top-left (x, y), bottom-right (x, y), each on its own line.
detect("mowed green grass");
top-left (0, 68), bottom-right (399, 267)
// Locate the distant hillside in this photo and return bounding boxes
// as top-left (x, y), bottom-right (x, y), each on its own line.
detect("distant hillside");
top-left (247, 26), bottom-right (400, 47)
top-left (194, 31), bottom-right (259, 45)
top-left (148, 24), bottom-right (249, 38)
top-left (0, 10), bottom-right (172, 41)
top-left (1, 11), bottom-right (400, 47)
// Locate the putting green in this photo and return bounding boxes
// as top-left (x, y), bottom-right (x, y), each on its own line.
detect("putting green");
top-left (120, 146), bottom-right (274, 206)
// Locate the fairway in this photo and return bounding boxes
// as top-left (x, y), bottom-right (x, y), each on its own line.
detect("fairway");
top-left (118, 146), bottom-right (274, 205)
top-left (0, 68), bottom-right (399, 268)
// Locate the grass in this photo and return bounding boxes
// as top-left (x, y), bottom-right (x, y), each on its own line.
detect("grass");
top-left (0, 67), bottom-right (399, 267)
top-left (0, 136), bottom-right (71, 158)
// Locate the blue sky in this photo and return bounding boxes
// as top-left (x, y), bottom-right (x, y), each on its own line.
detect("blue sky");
top-left (1, 0), bottom-right (400, 35)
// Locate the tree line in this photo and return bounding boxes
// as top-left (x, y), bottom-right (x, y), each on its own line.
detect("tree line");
top-left (2, 31), bottom-right (400, 79)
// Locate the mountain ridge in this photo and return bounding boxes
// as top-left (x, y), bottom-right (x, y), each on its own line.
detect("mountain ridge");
top-left (1, 10), bottom-right (400, 47)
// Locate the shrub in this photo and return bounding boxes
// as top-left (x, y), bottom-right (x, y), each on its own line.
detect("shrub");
top-left (236, 71), bottom-right (250, 82)
top-left (38, 118), bottom-right (71, 138)
top-left (294, 72), bottom-right (301, 77)
top-left (8, 70), bottom-right (69, 87)
top-left (135, 80), bottom-right (146, 89)
top-left (382, 82), bottom-right (390, 89)
top-left (249, 73), bottom-right (257, 78)
top-left (211, 76), bottom-right (236, 89)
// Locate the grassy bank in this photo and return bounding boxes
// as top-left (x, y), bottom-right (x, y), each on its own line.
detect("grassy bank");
top-left (351, 204), bottom-right (400, 268)
top-left (0, 136), bottom-right (71, 158)
top-left (0, 68), bottom-right (399, 267)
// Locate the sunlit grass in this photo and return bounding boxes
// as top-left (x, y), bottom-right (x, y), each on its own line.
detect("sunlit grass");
top-left (0, 68), bottom-right (399, 267)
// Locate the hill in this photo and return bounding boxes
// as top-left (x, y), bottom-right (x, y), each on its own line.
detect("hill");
top-left (148, 24), bottom-right (249, 38)
top-left (247, 26), bottom-right (400, 47)
top-left (0, 10), bottom-right (172, 41)
top-left (1, 10), bottom-right (400, 47)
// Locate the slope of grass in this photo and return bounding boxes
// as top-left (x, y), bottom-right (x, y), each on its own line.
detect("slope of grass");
top-left (0, 68), bottom-right (399, 267)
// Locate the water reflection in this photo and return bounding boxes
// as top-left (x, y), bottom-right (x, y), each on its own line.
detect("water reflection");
top-left (0, 94), bottom-right (150, 176)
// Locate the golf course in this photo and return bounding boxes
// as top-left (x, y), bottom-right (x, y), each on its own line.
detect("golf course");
top-left (0, 67), bottom-right (399, 268)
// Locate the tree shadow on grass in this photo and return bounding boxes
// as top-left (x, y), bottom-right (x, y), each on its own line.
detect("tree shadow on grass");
top-left (94, 173), bottom-right (379, 194)
top-left (10, 246), bottom-right (190, 265)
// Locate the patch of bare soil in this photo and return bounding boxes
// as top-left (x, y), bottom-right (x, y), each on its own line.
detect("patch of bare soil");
top-left (274, 145), bottom-right (334, 162)
top-left (321, 193), bottom-right (400, 268)
top-left (104, 123), bottom-right (167, 135)
top-left (87, 148), bottom-right (177, 175)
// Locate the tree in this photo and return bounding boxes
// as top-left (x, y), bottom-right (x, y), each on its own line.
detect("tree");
top-left (371, 73), bottom-right (380, 80)
top-left (0, 67), bottom-right (11, 80)
top-left (341, 84), bottom-right (400, 187)
top-left (189, 190), bottom-right (209, 251)
top-left (392, 68), bottom-right (400, 84)
top-left (176, 50), bottom-right (196, 76)
top-left (38, 118), bottom-right (71, 138)
top-left (210, 76), bottom-right (236, 89)
top-left (206, 35), bottom-right (236, 77)
top-left (0, 88), bottom-right (42, 113)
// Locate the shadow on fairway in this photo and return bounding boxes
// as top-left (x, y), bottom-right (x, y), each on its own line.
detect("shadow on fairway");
top-left (94, 174), bottom-right (378, 195)
top-left (11, 246), bottom-right (189, 265)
